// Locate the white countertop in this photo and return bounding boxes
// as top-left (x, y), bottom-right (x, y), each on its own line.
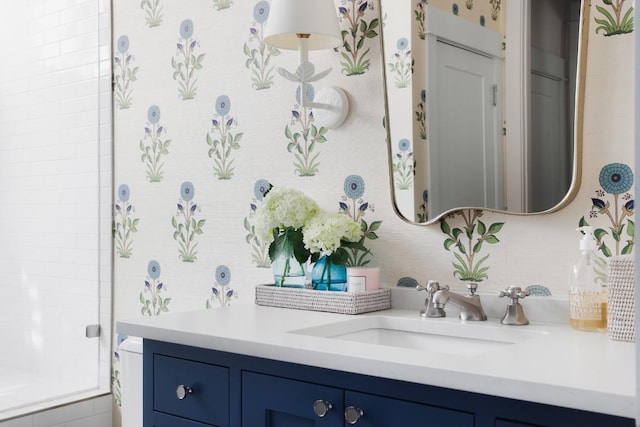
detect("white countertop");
top-left (117, 300), bottom-right (635, 419)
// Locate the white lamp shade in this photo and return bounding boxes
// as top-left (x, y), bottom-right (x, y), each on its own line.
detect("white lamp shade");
top-left (264, 0), bottom-right (342, 50)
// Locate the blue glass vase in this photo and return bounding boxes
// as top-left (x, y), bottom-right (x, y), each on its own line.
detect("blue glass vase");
top-left (311, 256), bottom-right (347, 291)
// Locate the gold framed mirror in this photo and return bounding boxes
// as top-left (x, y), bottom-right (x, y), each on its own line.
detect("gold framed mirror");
top-left (379, 0), bottom-right (589, 224)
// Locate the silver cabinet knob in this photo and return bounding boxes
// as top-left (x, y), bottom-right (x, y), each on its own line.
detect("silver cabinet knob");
top-left (176, 384), bottom-right (193, 400)
top-left (313, 399), bottom-right (333, 417)
top-left (344, 406), bottom-right (364, 424)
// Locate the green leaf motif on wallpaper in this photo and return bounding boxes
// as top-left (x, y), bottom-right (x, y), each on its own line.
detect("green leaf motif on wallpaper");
top-left (114, 35), bottom-right (138, 110)
top-left (245, 180), bottom-right (273, 268)
top-left (578, 162), bottom-right (635, 285)
top-left (393, 139), bottom-right (413, 190)
top-left (140, 0), bottom-right (164, 28)
top-left (111, 360), bottom-right (122, 407)
top-left (595, 0), bottom-right (634, 37)
top-left (141, 260), bottom-right (171, 316)
top-left (140, 105), bottom-right (171, 182)
top-left (206, 95), bottom-right (243, 180)
top-left (212, 0), bottom-right (233, 11)
top-left (415, 0), bottom-right (427, 40)
top-left (285, 89), bottom-right (329, 177)
top-left (416, 89), bottom-right (426, 140)
top-left (337, 1), bottom-right (379, 76)
top-left (489, 0), bottom-right (501, 21)
top-left (172, 19), bottom-right (205, 100)
top-left (172, 182), bottom-right (206, 263)
top-left (338, 175), bottom-right (382, 267)
top-left (244, 1), bottom-right (281, 90)
top-left (388, 38), bottom-right (413, 89)
top-left (114, 184), bottom-right (140, 258)
top-left (441, 210), bottom-right (504, 282)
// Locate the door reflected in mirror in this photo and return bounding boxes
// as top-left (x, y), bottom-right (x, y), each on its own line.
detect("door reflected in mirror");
top-left (380, 0), bottom-right (587, 224)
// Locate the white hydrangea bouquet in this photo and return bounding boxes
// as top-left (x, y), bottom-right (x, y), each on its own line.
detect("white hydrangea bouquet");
top-left (254, 186), bottom-right (362, 287)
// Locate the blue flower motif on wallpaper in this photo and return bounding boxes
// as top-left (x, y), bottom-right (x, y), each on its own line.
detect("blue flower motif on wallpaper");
top-left (212, 0), bottom-right (233, 11)
top-left (140, 105), bottom-right (171, 182)
top-left (338, 175), bottom-right (382, 266)
top-left (393, 138), bottom-right (414, 190)
top-left (285, 86), bottom-right (329, 176)
top-left (388, 37), bottom-right (413, 88)
top-left (141, 260), bottom-right (171, 316)
top-left (338, 1), bottom-right (379, 76)
top-left (415, 0), bottom-right (427, 40)
top-left (244, 179), bottom-right (273, 268)
top-left (113, 35), bottom-right (139, 110)
top-left (140, 0), bottom-right (164, 27)
top-left (206, 95), bottom-right (243, 180)
top-left (206, 265), bottom-right (238, 308)
top-left (172, 19), bottom-right (205, 100)
top-left (441, 210), bottom-right (504, 282)
top-left (244, 1), bottom-right (281, 90)
top-left (416, 89), bottom-right (426, 140)
top-left (579, 162), bottom-right (635, 284)
top-left (172, 181), bottom-right (206, 262)
top-left (114, 184), bottom-right (140, 258)
top-left (595, 0), bottom-right (633, 36)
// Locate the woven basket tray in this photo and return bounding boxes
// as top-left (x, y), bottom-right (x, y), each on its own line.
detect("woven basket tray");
top-left (255, 284), bottom-right (391, 315)
top-left (607, 256), bottom-right (635, 342)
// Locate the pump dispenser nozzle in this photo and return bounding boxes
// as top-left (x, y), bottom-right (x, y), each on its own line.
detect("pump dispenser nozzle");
top-left (576, 226), bottom-right (597, 251)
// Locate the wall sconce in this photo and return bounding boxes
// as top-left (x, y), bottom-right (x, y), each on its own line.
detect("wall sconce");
top-left (264, 0), bottom-right (349, 129)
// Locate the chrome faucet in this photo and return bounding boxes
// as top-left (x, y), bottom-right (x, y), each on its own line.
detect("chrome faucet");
top-left (416, 280), bottom-right (448, 318)
top-left (432, 283), bottom-right (487, 321)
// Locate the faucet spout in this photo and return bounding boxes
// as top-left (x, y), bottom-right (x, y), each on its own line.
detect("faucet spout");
top-left (433, 287), bottom-right (487, 321)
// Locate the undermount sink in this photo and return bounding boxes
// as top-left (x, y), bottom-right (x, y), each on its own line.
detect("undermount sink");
top-left (288, 315), bottom-right (548, 356)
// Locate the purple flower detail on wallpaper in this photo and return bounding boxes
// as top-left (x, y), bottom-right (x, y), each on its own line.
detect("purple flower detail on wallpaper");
top-left (114, 35), bottom-right (138, 109)
top-left (206, 95), bottom-right (243, 180)
top-left (141, 260), bottom-right (171, 316)
top-left (285, 85), bottom-right (329, 176)
top-left (140, 0), bottom-right (164, 28)
top-left (172, 19), bottom-right (205, 100)
top-left (114, 184), bottom-right (140, 258)
top-left (206, 265), bottom-right (238, 308)
top-left (393, 139), bottom-right (413, 190)
top-left (244, 1), bottom-right (281, 90)
top-left (338, 175), bottom-right (382, 266)
top-left (337, 0), bottom-right (379, 76)
top-left (244, 179), bottom-right (272, 268)
top-left (172, 181), bottom-right (205, 262)
top-left (140, 105), bottom-right (171, 182)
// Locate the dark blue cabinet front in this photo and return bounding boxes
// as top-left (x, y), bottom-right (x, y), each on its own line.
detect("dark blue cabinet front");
top-left (242, 371), bottom-right (344, 426)
top-left (143, 340), bottom-right (634, 427)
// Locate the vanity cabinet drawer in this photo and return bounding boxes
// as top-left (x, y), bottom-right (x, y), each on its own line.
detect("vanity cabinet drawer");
top-left (153, 354), bottom-right (229, 426)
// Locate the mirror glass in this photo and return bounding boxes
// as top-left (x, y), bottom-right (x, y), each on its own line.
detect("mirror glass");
top-left (380, 0), bottom-right (588, 224)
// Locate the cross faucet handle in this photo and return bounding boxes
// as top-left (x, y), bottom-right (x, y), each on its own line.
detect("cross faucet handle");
top-left (499, 286), bottom-right (530, 301)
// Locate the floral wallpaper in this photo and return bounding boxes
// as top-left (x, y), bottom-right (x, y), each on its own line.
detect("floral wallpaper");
top-left (111, 0), bottom-right (634, 425)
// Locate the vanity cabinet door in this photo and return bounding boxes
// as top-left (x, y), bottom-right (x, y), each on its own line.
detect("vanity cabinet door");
top-left (344, 390), bottom-right (474, 427)
top-left (241, 371), bottom-right (344, 426)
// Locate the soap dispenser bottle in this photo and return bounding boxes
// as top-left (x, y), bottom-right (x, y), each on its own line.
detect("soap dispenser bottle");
top-left (569, 226), bottom-right (606, 332)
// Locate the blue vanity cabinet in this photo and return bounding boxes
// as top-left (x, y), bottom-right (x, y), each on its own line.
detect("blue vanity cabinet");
top-left (143, 339), bottom-right (634, 427)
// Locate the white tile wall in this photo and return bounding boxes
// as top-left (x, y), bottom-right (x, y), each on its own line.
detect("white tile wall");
top-left (0, 0), bottom-right (112, 423)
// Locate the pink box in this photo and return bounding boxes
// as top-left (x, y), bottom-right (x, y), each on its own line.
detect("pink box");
top-left (346, 267), bottom-right (380, 292)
